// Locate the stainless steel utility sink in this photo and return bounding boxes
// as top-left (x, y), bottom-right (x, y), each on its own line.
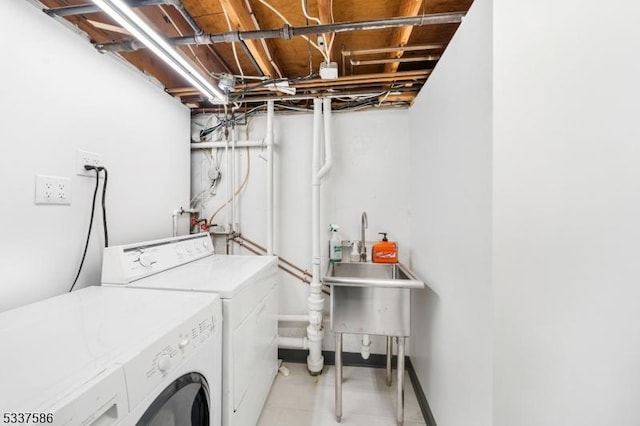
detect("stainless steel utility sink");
top-left (324, 262), bottom-right (424, 289)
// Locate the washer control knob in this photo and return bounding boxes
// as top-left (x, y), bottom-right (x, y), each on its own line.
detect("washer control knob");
top-left (179, 338), bottom-right (190, 350)
top-left (202, 239), bottom-right (209, 248)
top-left (139, 252), bottom-right (156, 268)
top-left (157, 354), bottom-right (171, 372)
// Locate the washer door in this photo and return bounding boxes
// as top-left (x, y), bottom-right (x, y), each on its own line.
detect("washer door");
top-left (137, 372), bottom-right (210, 426)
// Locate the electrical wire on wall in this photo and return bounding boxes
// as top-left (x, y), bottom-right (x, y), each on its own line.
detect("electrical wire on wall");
top-left (69, 166), bottom-right (109, 292)
top-left (208, 143), bottom-right (251, 225)
top-left (190, 148), bottom-right (223, 209)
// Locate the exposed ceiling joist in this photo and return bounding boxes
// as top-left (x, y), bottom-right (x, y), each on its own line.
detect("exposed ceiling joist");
top-left (384, 0), bottom-right (423, 73)
top-left (37, 0), bottom-right (473, 111)
top-left (219, 0), bottom-right (279, 77)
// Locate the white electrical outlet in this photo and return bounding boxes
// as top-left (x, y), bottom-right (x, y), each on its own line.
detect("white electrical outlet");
top-left (35, 175), bottom-right (72, 205)
top-left (76, 149), bottom-right (104, 177)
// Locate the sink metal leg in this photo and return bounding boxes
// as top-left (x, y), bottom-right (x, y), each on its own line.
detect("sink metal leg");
top-left (397, 336), bottom-right (405, 426)
top-left (335, 332), bottom-right (343, 423)
top-left (386, 336), bottom-right (393, 386)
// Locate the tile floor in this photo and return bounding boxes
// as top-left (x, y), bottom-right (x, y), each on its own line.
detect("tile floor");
top-left (257, 362), bottom-right (427, 426)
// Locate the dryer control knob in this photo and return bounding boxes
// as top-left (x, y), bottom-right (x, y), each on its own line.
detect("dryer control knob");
top-left (179, 338), bottom-right (190, 350)
top-left (139, 252), bottom-right (156, 268)
top-left (157, 354), bottom-right (171, 372)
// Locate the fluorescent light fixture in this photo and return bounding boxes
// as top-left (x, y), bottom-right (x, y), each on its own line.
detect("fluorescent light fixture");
top-left (92, 0), bottom-right (227, 102)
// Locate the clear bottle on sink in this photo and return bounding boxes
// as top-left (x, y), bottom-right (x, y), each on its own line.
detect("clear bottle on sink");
top-left (329, 224), bottom-right (342, 262)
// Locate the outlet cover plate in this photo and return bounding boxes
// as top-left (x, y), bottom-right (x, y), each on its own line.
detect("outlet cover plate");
top-left (35, 175), bottom-right (72, 205)
top-left (77, 149), bottom-right (104, 177)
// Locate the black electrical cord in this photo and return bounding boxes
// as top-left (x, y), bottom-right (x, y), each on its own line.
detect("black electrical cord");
top-left (69, 167), bottom-right (101, 292)
top-left (101, 167), bottom-right (109, 248)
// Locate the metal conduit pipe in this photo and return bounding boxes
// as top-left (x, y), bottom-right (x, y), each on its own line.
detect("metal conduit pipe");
top-left (96, 12), bottom-right (466, 52)
top-left (45, 0), bottom-right (203, 37)
top-left (46, 0), bottom-right (236, 73)
top-left (44, 0), bottom-right (165, 17)
top-left (238, 40), bottom-right (265, 77)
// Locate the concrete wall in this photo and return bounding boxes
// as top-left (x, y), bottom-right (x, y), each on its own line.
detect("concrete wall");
top-left (0, 1), bottom-right (190, 312)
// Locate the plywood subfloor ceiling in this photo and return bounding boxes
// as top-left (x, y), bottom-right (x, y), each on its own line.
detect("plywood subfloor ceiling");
top-left (38, 0), bottom-right (473, 112)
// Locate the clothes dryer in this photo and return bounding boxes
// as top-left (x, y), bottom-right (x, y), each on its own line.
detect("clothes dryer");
top-left (102, 233), bottom-right (278, 426)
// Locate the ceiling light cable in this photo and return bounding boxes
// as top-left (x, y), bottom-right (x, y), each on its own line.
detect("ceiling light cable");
top-left (222, 6), bottom-right (245, 77)
top-left (257, 0), bottom-right (330, 63)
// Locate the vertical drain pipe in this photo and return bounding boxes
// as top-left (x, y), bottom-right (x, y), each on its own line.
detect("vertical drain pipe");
top-left (307, 98), bottom-right (325, 375)
top-left (266, 100), bottom-right (274, 255)
top-left (225, 129), bottom-right (232, 252)
top-left (318, 98), bottom-right (333, 178)
top-left (232, 122), bottom-right (239, 237)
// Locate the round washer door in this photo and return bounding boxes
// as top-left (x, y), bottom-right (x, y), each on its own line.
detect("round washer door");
top-left (137, 372), bottom-right (210, 426)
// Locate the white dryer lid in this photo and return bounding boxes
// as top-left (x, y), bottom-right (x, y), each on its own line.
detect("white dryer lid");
top-left (0, 286), bottom-right (219, 412)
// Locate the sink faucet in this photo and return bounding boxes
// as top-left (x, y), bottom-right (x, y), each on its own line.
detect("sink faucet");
top-left (360, 211), bottom-right (368, 262)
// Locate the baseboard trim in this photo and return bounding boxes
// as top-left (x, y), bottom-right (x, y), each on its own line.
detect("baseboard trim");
top-left (406, 359), bottom-right (437, 426)
top-left (278, 349), bottom-right (436, 425)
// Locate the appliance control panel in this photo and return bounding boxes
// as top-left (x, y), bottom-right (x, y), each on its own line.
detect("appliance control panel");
top-left (101, 233), bottom-right (214, 284)
top-left (122, 308), bottom-right (219, 411)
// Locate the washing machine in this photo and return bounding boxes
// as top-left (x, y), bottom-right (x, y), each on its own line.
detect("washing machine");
top-left (0, 285), bottom-right (221, 426)
top-left (102, 233), bottom-right (279, 426)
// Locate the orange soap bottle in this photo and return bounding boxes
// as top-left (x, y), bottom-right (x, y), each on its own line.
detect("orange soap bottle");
top-left (372, 233), bottom-right (398, 263)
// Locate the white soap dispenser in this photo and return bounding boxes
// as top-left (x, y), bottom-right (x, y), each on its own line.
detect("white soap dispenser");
top-left (329, 224), bottom-right (342, 262)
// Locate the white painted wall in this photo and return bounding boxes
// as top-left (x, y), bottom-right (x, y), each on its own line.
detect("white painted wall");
top-left (192, 108), bottom-right (411, 353)
top-left (407, 1), bottom-right (493, 425)
top-left (0, 1), bottom-right (190, 312)
top-left (493, 1), bottom-right (640, 424)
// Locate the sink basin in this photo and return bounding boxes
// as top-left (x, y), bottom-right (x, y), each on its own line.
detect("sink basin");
top-left (324, 262), bottom-right (424, 289)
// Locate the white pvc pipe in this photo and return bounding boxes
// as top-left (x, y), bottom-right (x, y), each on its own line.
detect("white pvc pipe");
top-left (361, 334), bottom-right (372, 360)
top-left (266, 100), bottom-right (274, 255)
top-left (191, 140), bottom-right (263, 149)
top-left (306, 98), bottom-right (325, 374)
top-left (279, 314), bottom-right (308, 323)
top-left (171, 208), bottom-right (197, 237)
top-left (318, 98), bottom-right (333, 179)
top-left (231, 124), bottom-right (237, 238)
top-left (225, 134), bottom-right (231, 241)
top-left (278, 314), bottom-right (330, 323)
top-left (278, 336), bottom-right (309, 350)
top-left (233, 125), bottom-right (240, 235)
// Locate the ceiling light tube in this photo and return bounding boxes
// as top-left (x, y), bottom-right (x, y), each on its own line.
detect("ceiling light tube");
top-left (92, 0), bottom-right (226, 102)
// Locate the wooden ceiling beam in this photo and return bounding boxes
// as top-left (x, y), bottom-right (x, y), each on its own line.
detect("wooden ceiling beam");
top-left (384, 0), bottom-right (423, 74)
top-left (219, 0), bottom-right (278, 77)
